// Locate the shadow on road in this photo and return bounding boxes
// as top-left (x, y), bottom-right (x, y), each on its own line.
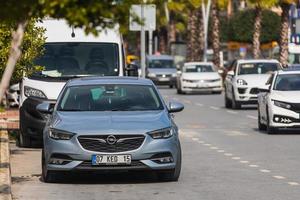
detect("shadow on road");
top-left (38, 171), bottom-right (166, 185)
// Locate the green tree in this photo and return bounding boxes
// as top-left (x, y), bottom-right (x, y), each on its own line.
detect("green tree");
top-left (247, 0), bottom-right (277, 59)
top-left (0, 0), bottom-right (138, 101)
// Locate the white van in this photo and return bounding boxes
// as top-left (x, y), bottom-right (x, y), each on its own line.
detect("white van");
top-left (19, 19), bottom-right (126, 147)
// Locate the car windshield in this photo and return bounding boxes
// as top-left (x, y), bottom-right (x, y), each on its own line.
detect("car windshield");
top-left (273, 74), bottom-right (300, 91)
top-left (33, 42), bottom-right (119, 77)
top-left (238, 62), bottom-right (279, 75)
top-left (183, 65), bottom-right (214, 73)
top-left (58, 84), bottom-right (164, 111)
top-left (148, 59), bottom-right (175, 68)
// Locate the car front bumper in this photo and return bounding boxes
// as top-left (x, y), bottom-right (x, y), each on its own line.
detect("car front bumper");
top-left (181, 81), bottom-right (222, 93)
top-left (269, 104), bottom-right (300, 128)
top-left (233, 86), bottom-right (259, 104)
top-left (148, 76), bottom-right (176, 86)
top-left (44, 133), bottom-right (180, 172)
top-left (20, 97), bottom-right (54, 141)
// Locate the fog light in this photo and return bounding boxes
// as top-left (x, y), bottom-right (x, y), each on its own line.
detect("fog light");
top-left (49, 158), bottom-right (70, 165)
top-left (274, 117), bottom-right (279, 122)
top-left (152, 156), bottom-right (174, 164)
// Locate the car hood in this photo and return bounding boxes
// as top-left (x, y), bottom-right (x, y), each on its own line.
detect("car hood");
top-left (271, 91), bottom-right (300, 103)
top-left (148, 68), bottom-right (177, 75)
top-left (182, 72), bottom-right (220, 80)
top-left (236, 74), bottom-right (271, 86)
top-left (52, 110), bottom-right (171, 135)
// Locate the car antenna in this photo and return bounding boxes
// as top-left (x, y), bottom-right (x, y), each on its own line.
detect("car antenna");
top-left (71, 26), bottom-right (75, 38)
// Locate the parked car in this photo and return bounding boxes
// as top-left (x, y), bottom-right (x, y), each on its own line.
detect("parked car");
top-left (39, 77), bottom-right (184, 183)
top-left (19, 19), bottom-right (128, 147)
top-left (224, 59), bottom-right (281, 109)
top-left (176, 62), bottom-right (222, 94)
top-left (146, 55), bottom-right (177, 88)
top-left (258, 69), bottom-right (300, 134)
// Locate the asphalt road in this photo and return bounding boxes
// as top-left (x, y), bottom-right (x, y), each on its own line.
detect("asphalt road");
top-left (10, 88), bottom-right (300, 200)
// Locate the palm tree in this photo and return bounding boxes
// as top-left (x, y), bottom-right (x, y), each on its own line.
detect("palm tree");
top-left (278, 0), bottom-right (297, 67)
top-left (247, 0), bottom-right (277, 59)
top-left (211, 0), bottom-right (228, 68)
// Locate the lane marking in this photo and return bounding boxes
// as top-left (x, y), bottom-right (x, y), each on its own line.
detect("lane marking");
top-left (203, 143), bottom-right (212, 146)
top-left (240, 160), bottom-right (249, 164)
top-left (192, 138), bottom-right (199, 141)
top-left (226, 131), bottom-right (249, 136)
top-left (288, 182), bottom-right (300, 186)
top-left (249, 164), bottom-right (259, 168)
top-left (232, 157), bottom-right (241, 160)
top-left (217, 150), bottom-right (225, 153)
top-left (247, 115), bottom-right (258, 120)
top-left (210, 147), bottom-right (219, 150)
top-left (226, 110), bottom-right (238, 114)
top-left (260, 169), bottom-right (271, 173)
top-left (198, 141), bottom-right (204, 144)
top-left (273, 175), bottom-right (286, 180)
top-left (224, 153), bottom-right (233, 156)
top-left (210, 106), bottom-right (220, 110)
top-left (195, 103), bottom-right (203, 107)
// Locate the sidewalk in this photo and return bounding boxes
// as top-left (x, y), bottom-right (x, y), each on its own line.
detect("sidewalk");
top-left (0, 109), bottom-right (18, 200)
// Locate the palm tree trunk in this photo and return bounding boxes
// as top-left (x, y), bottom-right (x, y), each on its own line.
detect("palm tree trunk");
top-left (195, 8), bottom-right (204, 61)
top-left (167, 11), bottom-right (176, 52)
top-left (279, 3), bottom-right (290, 68)
top-left (0, 20), bottom-right (27, 102)
top-left (187, 9), bottom-right (198, 62)
top-left (211, 0), bottom-right (220, 68)
top-left (253, 7), bottom-right (262, 59)
top-left (158, 28), bottom-right (167, 54)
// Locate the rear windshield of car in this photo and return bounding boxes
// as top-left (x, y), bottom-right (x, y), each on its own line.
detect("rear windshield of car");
top-left (183, 65), bottom-right (214, 73)
top-left (148, 59), bottom-right (175, 68)
top-left (238, 62), bottom-right (280, 75)
top-left (274, 74), bottom-right (300, 91)
top-left (57, 84), bottom-right (164, 111)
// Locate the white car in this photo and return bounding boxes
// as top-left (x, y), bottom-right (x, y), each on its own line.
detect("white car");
top-left (224, 59), bottom-right (281, 109)
top-left (176, 62), bottom-right (222, 94)
top-left (258, 70), bottom-right (300, 134)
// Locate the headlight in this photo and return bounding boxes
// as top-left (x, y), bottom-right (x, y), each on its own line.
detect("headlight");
top-left (172, 73), bottom-right (177, 77)
top-left (24, 86), bottom-right (47, 99)
top-left (49, 129), bottom-right (75, 140)
top-left (237, 79), bottom-right (247, 86)
top-left (147, 73), bottom-right (156, 78)
top-left (148, 128), bottom-right (173, 139)
top-left (273, 100), bottom-right (292, 110)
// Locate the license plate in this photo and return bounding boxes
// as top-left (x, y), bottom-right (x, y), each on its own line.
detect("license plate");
top-left (92, 155), bottom-right (131, 165)
top-left (159, 77), bottom-right (170, 81)
top-left (197, 83), bottom-right (208, 88)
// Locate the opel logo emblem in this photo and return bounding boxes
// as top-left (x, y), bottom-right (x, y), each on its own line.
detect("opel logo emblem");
top-left (107, 135), bottom-right (117, 145)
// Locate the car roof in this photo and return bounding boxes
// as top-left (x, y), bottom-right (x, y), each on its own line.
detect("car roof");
top-left (67, 76), bottom-right (154, 87)
top-left (184, 62), bottom-right (213, 66)
top-left (277, 69), bottom-right (300, 75)
top-left (146, 55), bottom-right (174, 60)
top-left (237, 59), bottom-right (279, 64)
top-left (37, 19), bottom-right (121, 43)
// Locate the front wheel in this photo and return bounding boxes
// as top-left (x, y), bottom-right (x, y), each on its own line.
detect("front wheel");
top-left (231, 90), bottom-right (241, 109)
top-left (18, 130), bottom-right (32, 148)
top-left (224, 91), bottom-right (232, 108)
top-left (42, 150), bottom-right (58, 183)
top-left (267, 110), bottom-right (277, 134)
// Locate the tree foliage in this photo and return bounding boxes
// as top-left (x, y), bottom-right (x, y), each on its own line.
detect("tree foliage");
top-left (0, 20), bottom-right (45, 83)
top-left (226, 9), bottom-right (280, 43)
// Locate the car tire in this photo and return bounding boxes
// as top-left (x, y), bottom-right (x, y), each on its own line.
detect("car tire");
top-left (212, 91), bottom-right (222, 95)
top-left (267, 109), bottom-right (277, 134)
top-left (224, 91), bottom-right (232, 108)
top-left (157, 142), bottom-right (181, 182)
top-left (258, 110), bottom-right (267, 131)
top-left (42, 150), bottom-right (58, 183)
top-left (231, 89), bottom-right (241, 109)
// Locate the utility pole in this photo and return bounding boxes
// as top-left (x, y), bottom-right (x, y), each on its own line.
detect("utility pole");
top-left (202, 0), bottom-right (211, 62)
top-left (140, 0), bottom-right (146, 78)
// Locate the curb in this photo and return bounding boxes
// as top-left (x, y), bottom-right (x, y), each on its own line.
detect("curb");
top-left (0, 130), bottom-right (12, 200)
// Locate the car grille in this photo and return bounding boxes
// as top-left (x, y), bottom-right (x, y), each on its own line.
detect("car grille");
top-left (76, 160), bottom-right (148, 170)
top-left (77, 135), bottom-right (145, 153)
top-left (250, 88), bottom-right (259, 94)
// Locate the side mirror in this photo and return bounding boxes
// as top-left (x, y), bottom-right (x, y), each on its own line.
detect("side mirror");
top-left (258, 88), bottom-right (270, 93)
top-left (168, 101), bottom-right (184, 113)
top-left (36, 102), bottom-right (54, 114)
top-left (126, 64), bottom-right (139, 77)
top-left (227, 70), bottom-right (234, 76)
